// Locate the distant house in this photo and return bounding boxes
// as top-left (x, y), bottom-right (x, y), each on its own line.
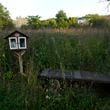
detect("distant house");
top-left (13, 16), bottom-right (28, 28)
top-left (77, 17), bottom-right (89, 25)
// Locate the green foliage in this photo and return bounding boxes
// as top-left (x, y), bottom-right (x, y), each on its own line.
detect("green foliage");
top-left (27, 15), bottom-right (41, 29)
top-left (0, 29), bottom-right (110, 109)
top-left (4, 71), bottom-right (13, 80)
top-left (41, 18), bottom-right (57, 28)
top-left (68, 17), bottom-right (78, 27)
top-left (47, 18), bottom-right (57, 28)
top-left (0, 76), bottom-right (110, 110)
top-left (21, 10), bottom-right (110, 29)
top-left (1, 28), bottom-right (110, 73)
top-left (0, 3), bottom-right (14, 30)
top-left (85, 14), bottom-right (110, 27)
top-left (56, 10), bottom-right (67, 20)
top-left (55, 10), bottom-right (68, 28)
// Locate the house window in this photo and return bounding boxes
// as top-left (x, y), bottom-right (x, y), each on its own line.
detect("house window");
top-left (18, 37), bottom-right (27, 49)
top-left (9, 37), bottom-right (18, 50)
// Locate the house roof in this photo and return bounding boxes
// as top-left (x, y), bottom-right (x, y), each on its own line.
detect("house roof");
top-left (4, 30), bottom-right (29, 39)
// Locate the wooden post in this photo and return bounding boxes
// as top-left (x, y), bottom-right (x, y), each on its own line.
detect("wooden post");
top-left (14, 51), bottom-right (25, 75)
top-left (18, 54), bottom-right (23, 74)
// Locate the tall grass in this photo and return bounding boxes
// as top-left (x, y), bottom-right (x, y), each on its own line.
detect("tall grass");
top-left (22, 28), bottom-right (110, 74)
top-left (1, 28), bottom-right (110, 76)
top-left (0, 28), bottom-right (110, 109)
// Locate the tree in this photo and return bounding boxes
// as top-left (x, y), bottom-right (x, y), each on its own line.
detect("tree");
top-left (56, 10), bottom-right (67, 20)
top-left (0, 3), bottom-right (14, 29)
top-left (48, 18), bottom-right (57, 28)
top-left (40, 18), bottom-right (57, 28)
top-left (85, 14), bottom-right (100, 27)
top-left (46, 18), bottom-right (57, 28)
top-left (27, 15), bottom-right (41, 29)
top-left (68, 17), bottom-right (78, 28)
top-left (41, 20), bottom-right (49, 28)
top-left (55, 10), bottom-right (68, 28)
top-left (85, 14), bottom-right (109, 27)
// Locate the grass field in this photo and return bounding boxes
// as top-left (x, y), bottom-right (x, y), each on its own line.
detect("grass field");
top-left (0, 28), bottom-right (110, 109)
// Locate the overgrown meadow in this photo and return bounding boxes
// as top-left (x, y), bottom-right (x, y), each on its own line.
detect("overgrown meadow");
top-left (0, 28), bottom-right (110, 110)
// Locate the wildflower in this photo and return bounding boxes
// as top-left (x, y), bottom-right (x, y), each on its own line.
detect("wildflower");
top-left (46, 89), bottom-right (48, 92)
top-left (46, 95), bottom-right (50, 99)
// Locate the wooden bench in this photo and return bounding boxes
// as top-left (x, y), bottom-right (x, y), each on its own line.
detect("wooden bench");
top-left (39, 69), bottom-right (110, 84)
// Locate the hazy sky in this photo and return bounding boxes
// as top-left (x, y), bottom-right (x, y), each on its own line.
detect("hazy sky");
top-left (0, 0), bottom-right (109, 20)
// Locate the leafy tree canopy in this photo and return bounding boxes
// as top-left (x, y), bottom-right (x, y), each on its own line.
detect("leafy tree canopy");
top-left (55, 10), bottom-right (68, 28)
top-left (56, 10), bottom-right (67, 20)
top-left (27, 15), bottom-right (41, 29)
top-left (0, 3), bottom-right (14, 29)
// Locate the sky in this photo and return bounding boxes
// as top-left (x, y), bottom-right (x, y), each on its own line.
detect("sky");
top-left (0, 0), bottom-right (109, 20)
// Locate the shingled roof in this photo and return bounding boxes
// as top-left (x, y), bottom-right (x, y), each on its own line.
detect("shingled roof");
top-left (4, 30), bottom-right (29, 39)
